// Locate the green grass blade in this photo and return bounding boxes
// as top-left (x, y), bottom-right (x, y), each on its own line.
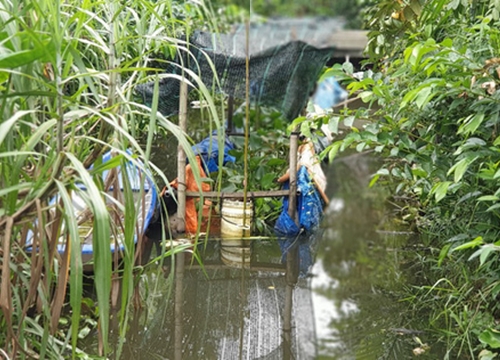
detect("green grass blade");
top-left (54, 180), bottom-right (83, 359)
top-left (65, 152), bottom-right (111, 355)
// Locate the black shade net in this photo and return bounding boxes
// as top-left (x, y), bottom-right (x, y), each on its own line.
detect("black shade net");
top-left (136, 18), bottom-right (342, 120)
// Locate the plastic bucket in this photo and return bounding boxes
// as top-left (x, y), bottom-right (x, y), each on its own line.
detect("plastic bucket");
top-left (220, 199), bottom-right (253, 241)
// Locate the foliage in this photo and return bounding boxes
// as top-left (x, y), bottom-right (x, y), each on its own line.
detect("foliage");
top-left (305, 0), bottom-right (500, 357)
top-left (0, 0), bottom-right (225, 358)
top-left (218, 108), bottom-right (290, 234)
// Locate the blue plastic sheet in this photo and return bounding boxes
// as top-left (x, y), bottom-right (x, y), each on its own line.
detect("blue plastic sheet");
top-left (312, 76), bottom-right (348, 110)
top-left (26, 150), bottom-right (157, 258)
top-left (191, 133), bottom-right (236, 173)
top-left (275, 166), bottom-right (324, 276)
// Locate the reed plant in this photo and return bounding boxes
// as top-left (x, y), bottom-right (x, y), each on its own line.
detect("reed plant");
top-left (0, 0), bottom-right (225, 358)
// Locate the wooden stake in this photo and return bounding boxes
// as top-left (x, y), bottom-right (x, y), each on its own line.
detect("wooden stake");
top-left (177, 80), bottom-right (188, 233)
top-left (288, 129), bottom-right (299, 224)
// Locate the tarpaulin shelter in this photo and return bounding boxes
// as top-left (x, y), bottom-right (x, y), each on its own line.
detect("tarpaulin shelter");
top-left (136, 17), bottom-right (343, 120)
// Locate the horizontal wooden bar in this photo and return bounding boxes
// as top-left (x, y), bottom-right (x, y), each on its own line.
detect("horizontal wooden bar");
top-left (185, 189), bottom-right (294, 199)
top-left (185, 262), bottom-right (286, 273)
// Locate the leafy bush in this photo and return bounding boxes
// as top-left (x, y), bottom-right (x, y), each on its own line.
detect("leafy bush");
top-left (305, 0), bottom-right (500, 357)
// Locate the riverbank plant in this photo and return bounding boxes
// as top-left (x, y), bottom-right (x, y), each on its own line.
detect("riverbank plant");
top-left (0, 0), bottom-right (228, 358)
top-left (306, 0), bottom-right (500, 357)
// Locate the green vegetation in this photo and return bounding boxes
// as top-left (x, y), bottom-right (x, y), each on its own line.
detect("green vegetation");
top-left (5, 0), bottom-right (500, 358)
top-left (0, 0), bottom-right (224, 358)
top-left (301, 0), bottom-right (500, 357)
top-left (220, 109), bottom-right (290, 234)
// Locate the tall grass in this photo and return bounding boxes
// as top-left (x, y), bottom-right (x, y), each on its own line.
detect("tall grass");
top-left (0, 0), bottom-right (224, 357)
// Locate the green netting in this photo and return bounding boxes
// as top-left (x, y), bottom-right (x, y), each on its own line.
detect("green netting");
top-left (136, 18), bottom-right (341, 120)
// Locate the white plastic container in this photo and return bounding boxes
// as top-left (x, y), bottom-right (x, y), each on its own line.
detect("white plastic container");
top-left (220, 199), bottom-right (253, 240)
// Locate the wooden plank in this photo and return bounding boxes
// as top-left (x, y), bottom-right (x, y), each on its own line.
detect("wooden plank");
top-left (185, 262), bottom-right (286, 273)
top-left (177, 80), bottom-right (188, 232)
top-left (185, 190), bottom-right (293, 199)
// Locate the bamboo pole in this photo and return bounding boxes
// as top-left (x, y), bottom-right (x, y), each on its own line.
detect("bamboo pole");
top-left (177, 80), bottom-right (188, 233)
top-left (242, 19), bottom-right (251, 241)
top-left (288, 129), bottom-right (299, 224)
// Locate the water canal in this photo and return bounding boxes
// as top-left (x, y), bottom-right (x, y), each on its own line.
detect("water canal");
top-left (82, 151), bottom-right (444, 359)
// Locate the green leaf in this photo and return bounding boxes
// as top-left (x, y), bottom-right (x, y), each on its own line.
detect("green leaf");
top-left (55, 181), bottom-right (83, 353)
top-left (400, 88), bottom-right (419, 109)
top-left (411, 167), bottom-right (428, 178)
top-left (0, 49), bottom-right (45, 68)
top-left (369, 174), bottom-right (380, 188)
top-left (343, 116), bottom-right (355, 127)
top-left (342, 61), bottom-right (354, 75)
top-left (89, 154), bottom-right (124, 175)
top-left (440, 38), bottom-right (453, 47)
top-left (479, 245), bottom-right (497, 266)
top-left (267, 158), bottom-right (286, 166)
top-left (487, 203), bottom-right (500, 212)
top-left (438, 244), bottom-right (452, 267)
top-left (409, 0), bottom-right (422, 16)
top-left (452, 236), bottom-right (483, 251)
top-left (478, 195), bottom-right (499, 201)
top-left (326, 141), bottom-right (341, 163)
top-left (478, 349), bottom-right (498, 360)
top-left (479, 329), bottom-right (500, 349)
top-left (447, 156), bottom-right (477, 183)
top-left (0, 182), bottom-right (33, 198)
top-left (0, 110), bottom-right (35, 146)
top-left (457, 113), bottom-right (485, 136)
top-left (432, 181), bottom-right (451, 202)
top-left (65, 152), bottom-right (111, 353)
top-left (260, 173), bottom-right (276, 189)
top-left (355, 142), bottom-right (366, 152)
top-left (289, 116), bottom-right (307, 131)
top-left (328, 116), bottom-right (340, 134)
top-left (359, 91), bottom-right (373, 102)
top-left (414, 86), bottom-right (433, 109)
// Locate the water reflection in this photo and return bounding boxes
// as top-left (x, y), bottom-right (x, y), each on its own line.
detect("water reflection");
top-left (121, 239), bottom-right (316, 359)
top-left (311, 154), bottom-right (443, 359)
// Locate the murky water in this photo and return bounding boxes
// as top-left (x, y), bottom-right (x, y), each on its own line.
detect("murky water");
top-left (87, 151), bottom-right (445, 359)
top-left (310, 154), bottom-right (440, 359)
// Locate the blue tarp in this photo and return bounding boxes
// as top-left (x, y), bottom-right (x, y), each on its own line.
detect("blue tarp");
top-left (274, 166), bottom-right (324, 276)
top-left (312, 76), bottom-right (348, 110)
top-left (191, 133), bottom-right (236, 173)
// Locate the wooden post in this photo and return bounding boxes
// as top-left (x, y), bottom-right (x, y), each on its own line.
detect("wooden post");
top-left (177, 80), bottom-right (188, 233)
top-left (284, 128), bottom-right (300, 359)
top-left (288, 129), bottom-right (299, 224)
